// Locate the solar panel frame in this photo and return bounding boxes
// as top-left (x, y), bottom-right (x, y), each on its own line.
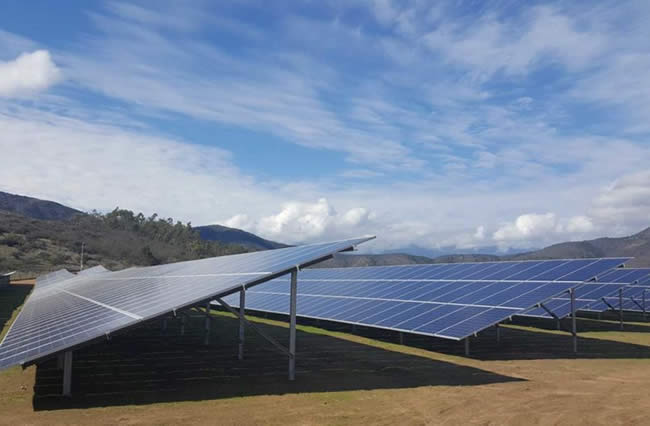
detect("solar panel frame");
top-left (521, 267), bottom-right (649, 317)
top-left (0, 236), bottom-right (374, 370)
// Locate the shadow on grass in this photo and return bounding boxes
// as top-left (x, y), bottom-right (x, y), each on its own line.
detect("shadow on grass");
top-left (32, 313), bottom-right (523, 410)
top-left (0, 282), bottom-right (33, 336)
top-left (259, 313), bottom-right (650, 363)
top-left (509, 314), bottom-right (650, 334)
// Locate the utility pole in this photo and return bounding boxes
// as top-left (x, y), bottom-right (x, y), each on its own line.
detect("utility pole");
top-left (80, 242), bottom-right (85, 271)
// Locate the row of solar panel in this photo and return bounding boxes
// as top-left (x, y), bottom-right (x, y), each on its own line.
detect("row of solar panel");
top-left (519, 282), bottom-right (627, 318)
top-left (256, 279), bottom-right (575, 310)
top-left (224, 291), bottom-right (520, 340)
top-left (221, 260), bottom-right (644, 337)
top-left (0, 237), bottom-right (373, 370)
top-left (522, 268), bottom-right (650, 318)
top-left (300, 258), bottom-right (628, 283)
top-left (584, 285), bottom-right (650, 313)
top-left (221, 275), bottom-right (582, 339)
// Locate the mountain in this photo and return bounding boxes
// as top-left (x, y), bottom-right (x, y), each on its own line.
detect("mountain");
top-left (315, 252), bottom-right (499, 268)
top-left (509, 227), bottom-right (650, 267)
top-left (0, 208), bottom-right (247, 278)
top-left (0, 191), bottom-right (83, 221)
top-left (318, 229), bottom-right (650, 268)
top-left (195, 224), bottom-right (288, 251)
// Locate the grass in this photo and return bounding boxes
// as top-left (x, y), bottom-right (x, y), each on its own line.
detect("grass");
top-left (0, 283), bottom-right (649, 425)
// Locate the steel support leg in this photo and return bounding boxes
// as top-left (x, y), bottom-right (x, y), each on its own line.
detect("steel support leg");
top-left (619, 288), bottom-right (624, 330)
top-left (643, 290), bottom-right (647, 321)
top-left (204, 302), bottom-right (211, 345)
top-left (556, 318), bottom-right (561, 330)
top-left (464, 338), bottom-right (470, 356)
top-left (496, 324), bottom-right (501, 344)
top-left (570, 288), bottom-right (577, 353)
top-left (399, 332), bottom-right (404, 345)
top-left (289, 269), bottom-right (298, 381)
top-left (238, 289), bottom-right (245, 360)
top-left (62, 351), bottom-right (73, 397)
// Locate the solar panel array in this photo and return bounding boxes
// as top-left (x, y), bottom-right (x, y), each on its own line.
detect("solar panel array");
top-left (522, 268), bottom-right (650, 317)
top-left (77, 265), bottom-right (110, 276)
top-left (221, 258), bottom-right (629, 340)
top-left (34, 269), bottom-right (76, 290)
top-left (583, 269), bottom-right (650, 313)
top-left (0, 237), bottom-right (373, 370)
top-left (519, 282), bottom-right (629, 319)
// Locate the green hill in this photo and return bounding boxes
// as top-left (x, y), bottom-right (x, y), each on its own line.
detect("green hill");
top-left (0, 209), bottom-right (247, 278)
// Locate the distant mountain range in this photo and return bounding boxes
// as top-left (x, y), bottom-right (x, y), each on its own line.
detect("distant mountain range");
top-left (195, 224), bottom-right (288, 251)
top-left (0, 191), bottom-right (82, 221)
top-left (318, 228), bottom-right (650, 267)
top-left (1, 190), bottom-right (649, 273)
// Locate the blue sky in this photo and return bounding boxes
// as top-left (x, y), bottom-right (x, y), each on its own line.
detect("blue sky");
top-left (0, 0), bottom-right (649, 254)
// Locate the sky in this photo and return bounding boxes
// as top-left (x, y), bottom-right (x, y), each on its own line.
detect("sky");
top-left (0, 0), bottom-right (649, 254)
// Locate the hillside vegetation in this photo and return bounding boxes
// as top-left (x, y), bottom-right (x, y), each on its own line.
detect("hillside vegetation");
top-left (0, 209), bottom-right (247, 277)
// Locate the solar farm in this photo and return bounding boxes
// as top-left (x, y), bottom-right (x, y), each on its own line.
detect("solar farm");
top-left (1, 236), bottom-right (649, 424)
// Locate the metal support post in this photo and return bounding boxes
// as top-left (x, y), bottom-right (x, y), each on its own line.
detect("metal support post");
top-left (238, 289), bottom-right (245, 360)
top-left (162, 318), bottom-right (168, 334)
top-left (464, 338), bottom-right (470, 356)
top-left (496, 324), bottom-right (501, 344)
top-left (62, 351), bottom-right (73, 396)
top-left (399, 332), bottom-right (404, 345)
top-left (556, 318), bottom-right (561, 331)
top-left (570, 288), bottom-right (577, 353)
top-left (289, 268), bottom-right (298, 381)
top-left (351, 324), bottom-right (357, 333)
top-left (204, 302), bottom-right (211, 345)
top-left (643, 289), bottom-right (647, 321)
top-left (619, 288), bottom-right (624, 330)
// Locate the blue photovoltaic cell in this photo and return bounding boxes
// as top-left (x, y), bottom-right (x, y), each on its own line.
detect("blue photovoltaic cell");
top-left (520, 282), bottom-right (628, 318)
top-left (220, 258), bottom-right (629, 341)
top-left (523, 268), bottom-right (649, 317)
top-left (586, 284), bottom-right (650, 313)
top-left (558, 258), bottom-right (630, 282)
top-left (596, 268), bottom-right (650, 284)
top-left (0, 237), bottom-right (373, 370)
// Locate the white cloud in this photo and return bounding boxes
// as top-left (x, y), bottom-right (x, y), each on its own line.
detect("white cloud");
top-left (239, 198), bottom-right (376, 243)
top-left (223, 214), bottom-right (253, 230)
top-left (474, 225), bottom-right (485, 240)
top-left (0, 50), bottom-right (61, 97)
top-left (565, 215), bottom-right (594, 233)
top-left (493, 213), bottom-right (557, 242)
top-left (423, 6), bottom-right (605, 77)
top-left (588, 170), bottom-right (650, 233)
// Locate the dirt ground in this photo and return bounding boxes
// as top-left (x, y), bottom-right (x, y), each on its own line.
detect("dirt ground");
top-left (1, 281), bottom-right (649, 425)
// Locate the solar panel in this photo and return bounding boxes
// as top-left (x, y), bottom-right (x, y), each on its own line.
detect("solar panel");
top-left (220, 258), bottom-right (629, 341)
top-left (522, 267), bottom-right (650, 317)
top-left (519, 282), bottom-right (629, 318)
top-left (594, 268), bottom-right (650, 284)
top-left (585, 282), bottom-right (650, 313)
top-left (77, 265), bottom-right (110, 276)
top-left (0, 236), bottom-right (373, 371)
top-left (34, 269), bottom-right (76, 290)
